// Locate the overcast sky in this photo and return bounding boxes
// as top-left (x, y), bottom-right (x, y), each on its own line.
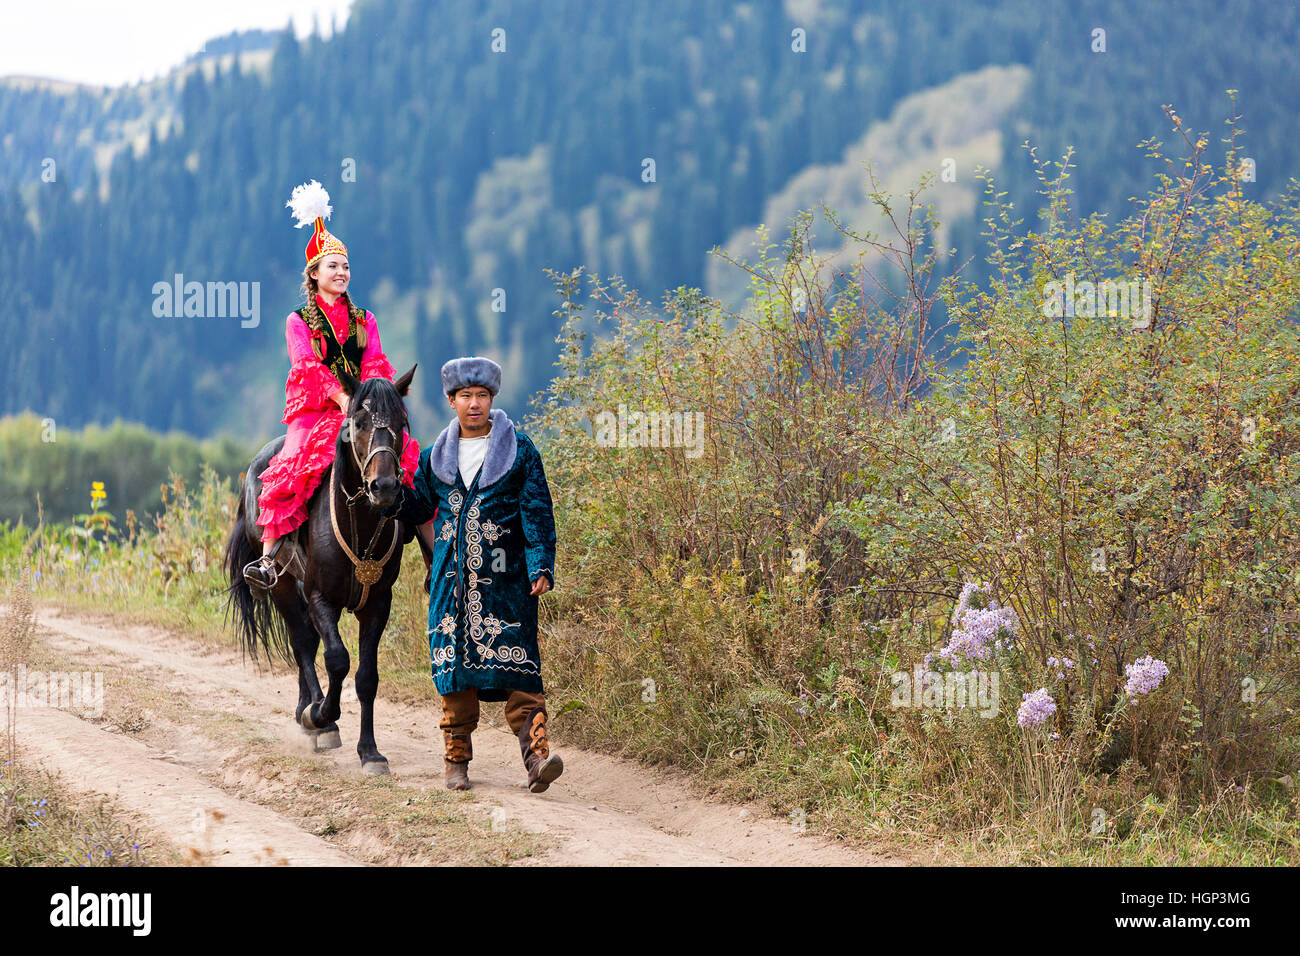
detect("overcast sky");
top-left (0, 0), bottom-right (357, 87)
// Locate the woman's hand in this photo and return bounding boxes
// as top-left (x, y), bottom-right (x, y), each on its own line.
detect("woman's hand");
top-left (332, 391), bottom-right (350, 414)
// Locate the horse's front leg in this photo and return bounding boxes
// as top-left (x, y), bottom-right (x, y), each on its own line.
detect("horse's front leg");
top-left (303, 592), bottom-right (349, 731)
top-left (354, 590), bottom-right (392, 774)
top-left (274, 586), bottom-right (341, 749)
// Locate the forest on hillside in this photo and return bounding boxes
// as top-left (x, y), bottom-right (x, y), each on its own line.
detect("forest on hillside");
top-left (2, 0), bottom-right (1298, 440)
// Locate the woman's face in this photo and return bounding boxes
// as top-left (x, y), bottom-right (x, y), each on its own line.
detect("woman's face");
top-left (313, 255), bottom-right (350, 297)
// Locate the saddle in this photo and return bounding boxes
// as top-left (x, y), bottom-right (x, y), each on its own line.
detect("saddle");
top-left (270, 533), bottom-right (309, 581)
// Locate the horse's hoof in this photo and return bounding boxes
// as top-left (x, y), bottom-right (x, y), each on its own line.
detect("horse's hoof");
top-left (314, 730), bottom-right (343, 751)
top-left (362, 759), bottom-right (390, 776)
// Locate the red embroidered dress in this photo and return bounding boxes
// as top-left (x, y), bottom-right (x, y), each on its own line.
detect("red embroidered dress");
top-left (255, 293), bottom-right (420, 538)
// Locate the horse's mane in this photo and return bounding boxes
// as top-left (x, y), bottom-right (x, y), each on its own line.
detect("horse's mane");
top-left (351, 375), bottom-right (407, 422)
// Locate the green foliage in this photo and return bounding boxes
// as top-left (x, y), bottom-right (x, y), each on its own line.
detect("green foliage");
top-left (524, 113), bottom-right (1300, 856)
top-left (842, 113), bottom-right (1300, 811)
top-left (5, 61), bottom-right (1299, 852)
top-left (0, 465), bottom-right (238, 616)
top-left (0, 412), bottom-right (251, 527)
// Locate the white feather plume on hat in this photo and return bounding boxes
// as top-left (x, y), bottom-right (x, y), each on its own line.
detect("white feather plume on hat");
top-left (285, 180), bottom-right (333, 229)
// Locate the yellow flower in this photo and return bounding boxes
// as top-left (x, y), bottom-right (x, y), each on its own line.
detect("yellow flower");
top-left (90, 481), bottom-right (106, 501)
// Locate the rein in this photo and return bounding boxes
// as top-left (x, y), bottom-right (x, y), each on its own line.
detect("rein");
top-left (330, 397), bottom-right (405, 612)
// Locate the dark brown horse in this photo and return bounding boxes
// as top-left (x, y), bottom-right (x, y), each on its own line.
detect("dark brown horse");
top-left (223, 366), bottom-right (417, 774)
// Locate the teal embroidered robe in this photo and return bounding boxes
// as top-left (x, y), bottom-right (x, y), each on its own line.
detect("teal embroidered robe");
top-left (396, 411), bottom-right (556, 701)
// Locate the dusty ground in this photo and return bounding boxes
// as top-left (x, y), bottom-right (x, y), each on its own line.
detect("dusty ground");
top-left (14, 605), bottom-right (904, 867)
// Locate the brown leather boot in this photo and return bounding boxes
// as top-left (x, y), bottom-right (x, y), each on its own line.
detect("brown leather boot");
top-left (444, 731), bottom-right (472, 790)
top-left (444, 759), bottom-right (470, 790)
top-left (517, 705), bottom-right (563, 793)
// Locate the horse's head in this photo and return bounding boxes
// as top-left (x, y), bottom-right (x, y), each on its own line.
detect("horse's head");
top-left (336, 365), bottom-right (416, 509)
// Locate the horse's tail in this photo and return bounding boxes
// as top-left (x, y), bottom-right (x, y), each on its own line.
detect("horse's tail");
top-left (223, 488), bottom-right (293, 666)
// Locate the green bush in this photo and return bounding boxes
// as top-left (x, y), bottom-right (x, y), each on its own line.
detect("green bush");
top-left (0, 413), bottom-right (252, 528)
top-left (527, 112), bottom-right (1300, 851)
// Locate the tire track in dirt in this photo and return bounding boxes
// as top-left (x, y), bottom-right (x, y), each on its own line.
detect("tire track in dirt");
top-left (32, 606), bottom-right (901, 866)
top-left (16, 705), bottom-right (361, 866)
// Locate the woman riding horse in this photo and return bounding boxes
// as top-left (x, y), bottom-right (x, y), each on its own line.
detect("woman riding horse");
top-left (243, 180), bottom-right (420, 588)
top-left (225, 181), bottom-right (422, 773)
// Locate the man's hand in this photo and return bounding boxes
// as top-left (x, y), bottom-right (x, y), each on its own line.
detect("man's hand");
top-left (529, 575), bottom-right (551, 597)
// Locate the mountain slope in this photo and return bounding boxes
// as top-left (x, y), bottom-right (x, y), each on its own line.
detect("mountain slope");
top-left (3, 0), bottom-right (1298, 439)
top-left (707, 64), bottom-right (1033, 308)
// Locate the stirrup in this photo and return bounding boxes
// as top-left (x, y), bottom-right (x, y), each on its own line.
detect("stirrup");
top-left (243, 555), bottom-right (279, 591)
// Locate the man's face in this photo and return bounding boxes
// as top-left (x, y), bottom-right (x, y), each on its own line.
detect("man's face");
top-left (449, 386), bottom-right (493, 433)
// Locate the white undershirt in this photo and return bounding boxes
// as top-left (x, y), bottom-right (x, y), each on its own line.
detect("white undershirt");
top-left (458, 434), bottom-right (490, 487)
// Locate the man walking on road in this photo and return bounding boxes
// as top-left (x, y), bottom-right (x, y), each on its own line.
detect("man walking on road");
top-left (395, 356), bottom-right (562, 793)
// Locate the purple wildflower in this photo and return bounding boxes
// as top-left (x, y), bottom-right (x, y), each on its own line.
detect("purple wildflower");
top-left (1017, 689), bottom-right (1056, 729)
top-left (944, 582), bottom-right (1018, 663)
top-left (1124, 656), bottom-right (1171, 697)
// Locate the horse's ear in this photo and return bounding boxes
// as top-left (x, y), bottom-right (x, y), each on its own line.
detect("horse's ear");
top-left (337, 367), bottom-right (361, 396)
top-left (394, 364), bottom-right (416, 398)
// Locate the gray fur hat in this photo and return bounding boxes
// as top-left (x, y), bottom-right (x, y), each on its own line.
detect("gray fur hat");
top-left (441, 356), bottom-right (502, 396)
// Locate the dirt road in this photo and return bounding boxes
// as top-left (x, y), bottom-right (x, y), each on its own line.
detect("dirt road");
top-left (19, 606), bottom-right (900, 867)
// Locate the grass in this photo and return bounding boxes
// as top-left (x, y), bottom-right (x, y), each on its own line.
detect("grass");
top-left (216, 751), bottom-right (544, 866)
top-left (12, 553), bottom-right (1299, 866)
top-left (0, 762), bottom-right (178, 866)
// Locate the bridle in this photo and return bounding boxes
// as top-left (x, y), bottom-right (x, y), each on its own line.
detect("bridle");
top-left (330, 395), bottom-right (407, 612)
top-left (345, 397), bottom-right (406, 502)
